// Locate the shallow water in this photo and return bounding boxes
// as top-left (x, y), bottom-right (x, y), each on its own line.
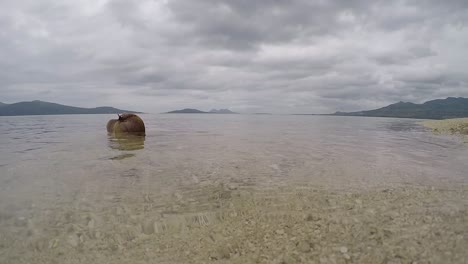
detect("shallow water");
top-left (0, 114), bottom-right (467, 263)
top-left (1, 114), bottom-right (467, 212)
top-left (1, 114), bottom-right (467, 193)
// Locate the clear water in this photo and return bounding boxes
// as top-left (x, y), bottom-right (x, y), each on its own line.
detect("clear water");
top-left (1, 114), bottom-right (467, 196)
top-left (0, 114), bottom-right (467, 262)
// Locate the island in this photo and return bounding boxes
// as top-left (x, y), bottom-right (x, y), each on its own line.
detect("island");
top-left (331, 97), bottom-right (468, 119)
top-left (0, 100), bottom-right (139, 116)
top-left (209, 109), bottom-right (237, 114)
top-left (166, 108), bottom-right (238, 114)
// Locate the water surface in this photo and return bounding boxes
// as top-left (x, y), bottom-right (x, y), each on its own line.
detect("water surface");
top-left (0, 114), bottom-right (467, 263)
top-left (1, 114), bottom-right (466, 196)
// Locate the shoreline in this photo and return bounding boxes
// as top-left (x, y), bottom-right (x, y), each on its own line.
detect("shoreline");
top-left (421, 118), bottom-right (468, 136)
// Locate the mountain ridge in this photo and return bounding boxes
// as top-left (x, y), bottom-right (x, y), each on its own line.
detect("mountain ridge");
top-left (332, 97), bottom-right (468, 119)
top-left (0, 100), bottom-right (140, 116)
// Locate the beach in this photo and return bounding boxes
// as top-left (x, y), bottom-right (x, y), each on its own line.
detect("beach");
top-left (421, 118), bottom-right (468, 137)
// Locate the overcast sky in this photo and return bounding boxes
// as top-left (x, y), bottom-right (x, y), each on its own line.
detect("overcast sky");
top-left (1, 0), bottom-right (468, 113)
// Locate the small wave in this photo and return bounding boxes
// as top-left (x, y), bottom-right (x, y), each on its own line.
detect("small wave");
top-left (110, 153), bottom-right (136, 160)
top-left (14, 147), bottom-right (42, 153)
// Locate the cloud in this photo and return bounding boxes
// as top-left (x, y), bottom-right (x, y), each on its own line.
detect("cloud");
top-left (0, 0), bottom-right (467, 113)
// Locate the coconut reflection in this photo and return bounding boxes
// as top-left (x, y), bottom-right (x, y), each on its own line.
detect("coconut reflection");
top-left (108, 133), bottom-right (145, 151)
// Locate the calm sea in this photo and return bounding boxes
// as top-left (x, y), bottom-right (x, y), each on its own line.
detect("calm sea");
top-left (1, 114), bottom-right (467, 197)
top-left (1, 114), bottom-right (467, 262)
top-left (1, 113), bottom-right (466, 210)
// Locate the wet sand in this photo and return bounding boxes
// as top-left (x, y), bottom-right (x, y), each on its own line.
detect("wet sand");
top-left (422, 118), bottom-right (468, 138)
top-left (1, 184), bottom-right (467, 264)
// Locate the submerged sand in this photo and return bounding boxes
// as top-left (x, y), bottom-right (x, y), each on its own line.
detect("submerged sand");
top-left (0, 185), bottom-right (467, 264)
top-left (421, 118), bottom-right (468, 137)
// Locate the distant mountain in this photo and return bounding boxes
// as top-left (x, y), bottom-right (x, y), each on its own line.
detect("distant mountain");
top-left (167, 108), bottom-right (238, 114)
top-left (332, 97), bottom-right (468, 119)
top-left (0, 100), bottom-right (139, 116)
top-left (167, 108), bottom-right (207, 113)
top-left (209, 109), bottom-right (237, 114)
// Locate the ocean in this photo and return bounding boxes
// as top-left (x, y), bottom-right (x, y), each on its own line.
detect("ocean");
top-left (1, 114), bottom-right (467, 263)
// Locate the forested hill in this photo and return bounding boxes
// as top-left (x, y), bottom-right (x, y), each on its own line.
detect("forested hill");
top-left (332, 97), bottom-right (468, 119)
top-left (0, 100), bottom-right (138, 116)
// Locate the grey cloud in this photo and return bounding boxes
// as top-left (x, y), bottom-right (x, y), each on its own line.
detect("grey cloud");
top-left (0, 0), bottom-right (467, 113)
top-left (166, 0), bottom-right (367, 50)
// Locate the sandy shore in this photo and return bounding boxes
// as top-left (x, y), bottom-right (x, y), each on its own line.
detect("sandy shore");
top-left (1, 184), bottom-right (467, 264)
top-left (421, 118), bottom-right (468, 137)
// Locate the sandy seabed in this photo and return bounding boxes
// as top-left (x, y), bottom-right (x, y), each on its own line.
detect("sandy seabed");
top-left (0, 184), bottom-right (467, 264)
